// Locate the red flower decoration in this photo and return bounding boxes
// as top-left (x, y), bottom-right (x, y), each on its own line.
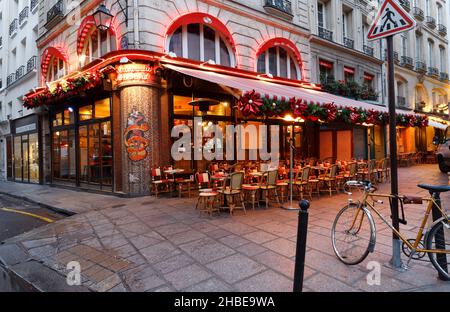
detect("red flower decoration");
top-left (238, 90), bottom-right (263, 116)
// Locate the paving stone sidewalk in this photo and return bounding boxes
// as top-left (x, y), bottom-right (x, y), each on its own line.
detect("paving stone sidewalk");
top-left (0, 164), bottom-right (449, 292)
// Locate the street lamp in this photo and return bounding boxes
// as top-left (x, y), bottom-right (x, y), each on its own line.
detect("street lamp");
top-left (93, 4), bottom-right (114, 31)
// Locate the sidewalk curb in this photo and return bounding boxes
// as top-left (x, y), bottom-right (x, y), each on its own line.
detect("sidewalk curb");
top-left (0, 190), bottom-right (76, 217)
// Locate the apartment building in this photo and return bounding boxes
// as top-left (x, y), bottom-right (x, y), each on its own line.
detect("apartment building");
top-left (308, 0), bottom-right (387, 160)
top-left (0, 0), bottom-right (40, 182)
top-left (392, 0), bottom-right (449, 153)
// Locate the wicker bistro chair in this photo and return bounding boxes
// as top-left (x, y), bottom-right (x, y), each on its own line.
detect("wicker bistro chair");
top-left (319, 164), bottom-right (338, 196)
top-left (357, 159), bottom-right (377, 183)
top-left (218, 172), bottom-right (246, 215)
top-left (259, 170), bottom-right (281, 208)
top-left (343, 162), bottom-right (358, 182)
top-left (294, 166), bottom-right (312, 200)
top-left (242, 183), bottom-right (261, 210)
top-left (151, 168), bottom-right (170, 198)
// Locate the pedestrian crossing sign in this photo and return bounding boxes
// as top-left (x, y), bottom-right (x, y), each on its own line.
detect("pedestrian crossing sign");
top-left (367, 0), bottom-right (416, 41)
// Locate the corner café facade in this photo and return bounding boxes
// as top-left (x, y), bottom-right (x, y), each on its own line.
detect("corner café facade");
top-left (23, 47), bottom-right (429, 196)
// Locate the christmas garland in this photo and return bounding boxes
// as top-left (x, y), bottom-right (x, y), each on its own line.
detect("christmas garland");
top-left (24, 71), bottom-right (104, 109)
top-left (238, 90), bottom-right (428, 127)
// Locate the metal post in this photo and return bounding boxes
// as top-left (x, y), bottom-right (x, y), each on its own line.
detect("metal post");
top-left (293, 199), bottom-right (310, 292)
top-left (431, 192), bottom-right (448, 280)
top-left (386, 35), bottom-right (403, 269)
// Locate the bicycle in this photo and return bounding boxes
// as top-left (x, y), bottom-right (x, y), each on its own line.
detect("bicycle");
top-left (331, 180), bottom-right (450, 280)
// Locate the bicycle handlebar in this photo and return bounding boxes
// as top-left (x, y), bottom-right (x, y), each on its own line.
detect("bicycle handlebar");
top-left (344, 180), bottom-right (377, 193)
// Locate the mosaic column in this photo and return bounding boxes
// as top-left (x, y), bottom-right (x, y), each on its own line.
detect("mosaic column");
top-left (117, 63), bottom-right (161, 196)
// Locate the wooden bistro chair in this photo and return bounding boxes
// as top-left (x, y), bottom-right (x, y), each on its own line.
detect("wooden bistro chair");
top-left (218, 171), bottom-right (246, 215)
top-left (195, 172), bottom-right (220, 217)
top-left (259, 170), bottom-right (281, 208)
top-left (343, 162), bottom-right (358, 182)
top-left (294, 166), bottom-right (312, 200)
top-left (319, 164), bottom-right (338, 196)
top-left (151, 167), bottom-right (170, 198)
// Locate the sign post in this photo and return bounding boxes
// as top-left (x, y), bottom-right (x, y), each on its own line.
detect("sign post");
top-left (367, 0), bottom-right (416, 269)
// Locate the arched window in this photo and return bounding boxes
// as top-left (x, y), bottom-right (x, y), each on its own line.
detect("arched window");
top-left (77, 16), bottom-right (117, 66)
top-left (41, 46), bottom-right (68, 83)
top-left (82, 28), bottom-right (117, 65)
top-left (168, 23), bottom-right (234, 67)
top-left (256, 38), bottom-right (303, 80)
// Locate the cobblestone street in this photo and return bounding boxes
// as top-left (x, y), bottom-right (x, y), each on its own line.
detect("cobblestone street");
top-left (0, 164), bottom-right (449, 292)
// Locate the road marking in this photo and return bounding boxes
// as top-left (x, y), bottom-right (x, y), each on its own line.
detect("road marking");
top-left (0, 207), bottom-right (55, 223)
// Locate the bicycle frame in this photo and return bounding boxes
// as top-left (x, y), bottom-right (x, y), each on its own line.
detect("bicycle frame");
top-left (351, 189), bottom-right (450, 255)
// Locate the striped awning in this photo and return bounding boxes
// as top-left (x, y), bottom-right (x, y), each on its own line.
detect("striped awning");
top-left (41, 46), bottom-right (68, 77)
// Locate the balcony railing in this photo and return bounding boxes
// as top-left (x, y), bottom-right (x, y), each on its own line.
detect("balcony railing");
top-left (264, 0), bottom-right (293, 18)
top-left (31, 0), bottom-right (38, 12)
top-left (428, 67), bottom-right (439, 77)
top-left (318, 27), bottom-right (333, 41)
top-left (399, 0), bottom-right (411, 11)
top-left (46, 0), bottom-right (64, 29)
top-left (7, 74), bottom-right (16, 87)
top-left (413, 7), bottom-right (424, 20)
top-left (363, 45), bottom-right (374, 57)
top-left (440, 72), bottom-right (449, 81)
top-left (343, 37), bottom-right (354, 49)
top-left (426, 16), bottom-right (436, 29)
top-left (27, 56), bottom-right (37, 73)
top-left (438, 24), bottom-right (447, 36)
top-left (401, 56), bottom-right (414, 68)
top-left (19, 6), bottom-right (29, 25)
top-left (415, 61), bottom-right (427, 73)
top-left (9, 19), bottom-right (18, 37)
top-left (397, 96), bottom-right (407, 107)
top-left (16, 66), bottom-right (25, 80)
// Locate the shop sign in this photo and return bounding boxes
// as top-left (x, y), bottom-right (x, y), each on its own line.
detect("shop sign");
top-left (16, 124), bottom-right (37, 134)
top-left (116, 64), bottom-right (155, 87)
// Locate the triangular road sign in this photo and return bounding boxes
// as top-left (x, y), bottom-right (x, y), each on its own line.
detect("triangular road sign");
top-left (367, 0), bottom-right (416, 41)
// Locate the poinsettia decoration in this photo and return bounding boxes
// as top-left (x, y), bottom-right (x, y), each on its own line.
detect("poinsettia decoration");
top-left (23, 71), bottom-right (104, 109)
top-left (238, 90), bottom-right (428, 127)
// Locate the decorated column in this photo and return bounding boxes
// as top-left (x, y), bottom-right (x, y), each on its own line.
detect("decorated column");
top-left (117, 63), bottom-right (161, 195)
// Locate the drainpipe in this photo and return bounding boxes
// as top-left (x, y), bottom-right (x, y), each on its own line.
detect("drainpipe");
top-left (133, 0), bottom-right (140, 48)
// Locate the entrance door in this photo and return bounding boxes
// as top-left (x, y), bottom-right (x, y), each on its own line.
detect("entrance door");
top-left (6, 137), bottom-right (12, 180)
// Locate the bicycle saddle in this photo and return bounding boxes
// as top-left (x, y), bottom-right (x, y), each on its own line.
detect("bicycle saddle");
top-left (417, 184), bottom-right (450, 193)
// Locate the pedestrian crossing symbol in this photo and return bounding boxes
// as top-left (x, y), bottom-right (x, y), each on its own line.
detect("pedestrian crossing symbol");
top-left (367, 0), bottom-right (416, 41)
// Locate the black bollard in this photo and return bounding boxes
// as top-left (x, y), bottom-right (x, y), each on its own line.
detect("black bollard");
top-left (431, 192), bottom-right (448, 280)
top-left (293, 199), bottom-right (310, 292)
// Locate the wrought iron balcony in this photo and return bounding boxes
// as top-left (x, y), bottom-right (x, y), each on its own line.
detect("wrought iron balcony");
top-left (428, 66), bottom-right (439, 77)
top-left (343, 37), bottom-right (354, 49)
top-left (9, 19), bottom-right (18, 37)
top-left (413, 7), bottom-right (424, 21)
top-left (27, 56), bottom-right (37, 73)
top-left (19, 6), bottom-right (29, 26)
top-left (438, 24), bottom-right (447, 36)
top-left (46, 0), bottom-right (64, 30)
top-left (16, 66), bottom-right (25, 80)
top-left (401, 56), bottom-right (414, 69)
top-left (440, 72), bottom-right (449, 81)
top-left (415, 61), bottom-right (427, 73)
top-left (318, 27), bottom-right (333, 41)
top-left (7, 73), bottom-right (15, 87)
top-left (397, 96), bottom-right (407, 107)
top-left (363, 45), bottom-right (374, 57)
top-left (31, 0), bottom-right (38, 12)
top-left (399, 0), bottom-right (411, 11)
top-left (426, 16), bottom-right (436, 29)
top-left (263, 0), bottom-right (293, 19)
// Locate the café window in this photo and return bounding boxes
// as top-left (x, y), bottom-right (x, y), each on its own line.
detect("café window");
top-left (363, 73), bottom-right (374, 88)
top-left (173, 95), bottom-right (231, 117)
top-left (46, 56), bottom-right (67, 82)
top-left (257, 46), bottom-right (301, 80)
top-left (168, 23), bottom-right (235, 67)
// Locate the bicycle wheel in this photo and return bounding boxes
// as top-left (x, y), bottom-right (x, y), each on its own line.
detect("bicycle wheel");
top-left (425, 217), bottom-right (450, 281)
top-left (331, 204), bottom-right (376, 265)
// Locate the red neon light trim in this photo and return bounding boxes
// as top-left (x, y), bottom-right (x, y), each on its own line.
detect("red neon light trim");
top-left (364, 73), bottom-right (374, 80)
top-left (77, 15), bottom-right (117, 55)
top-left (164, 12), bottom-right (236, 52)
top-left (319, 60), bottom-right (333, 69)
top-left (41, 46), bottom-right (69, 80)
top-left (344, 66), bottom-right (355, 74)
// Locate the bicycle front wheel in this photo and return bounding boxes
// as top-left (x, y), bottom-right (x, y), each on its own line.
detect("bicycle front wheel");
top-left (332, 204), bottom-right (376, 265)
top-left (425, 218), bottom-right (450, 281)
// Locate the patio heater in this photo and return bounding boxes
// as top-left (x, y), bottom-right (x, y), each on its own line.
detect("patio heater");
top-left (282, 115), bottom-right (301, 210)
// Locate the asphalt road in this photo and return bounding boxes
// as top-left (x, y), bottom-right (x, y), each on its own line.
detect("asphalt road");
top-left (0, 194), bottom-right (65, 242)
